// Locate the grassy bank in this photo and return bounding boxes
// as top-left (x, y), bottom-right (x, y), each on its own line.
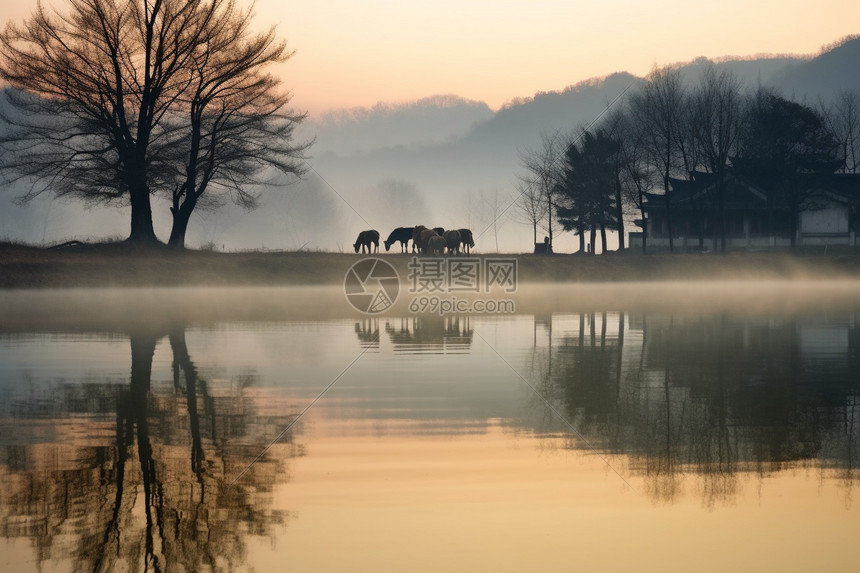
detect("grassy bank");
top-left (2, 241), bottom-right (860, 288)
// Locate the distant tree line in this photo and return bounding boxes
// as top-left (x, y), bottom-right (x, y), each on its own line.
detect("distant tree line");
top-left (0, 0), bottom-right (309, 248)
top-left (517, 63), bottom-right (860, 253)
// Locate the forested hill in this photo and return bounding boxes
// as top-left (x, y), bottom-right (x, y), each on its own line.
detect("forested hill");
top-left (300, 37), bottom-right (860, 162)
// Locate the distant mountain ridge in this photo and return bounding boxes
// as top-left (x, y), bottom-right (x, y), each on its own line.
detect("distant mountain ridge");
top-left (300, 95), bottom-right (493, 155)
top-left (769, 34), bottom-right (860, 99)
top-left (305, 36), bottom-right (860, 161)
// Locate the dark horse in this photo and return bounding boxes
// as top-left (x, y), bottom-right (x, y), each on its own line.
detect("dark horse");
top-left (458, 228), bottom-right (475, 254)
top-left (443, 229), bottom-right (461, 255)
top-left (353, 230), bottom-right (380, 253)
top-left (384, 227), bottom-right (413, 252)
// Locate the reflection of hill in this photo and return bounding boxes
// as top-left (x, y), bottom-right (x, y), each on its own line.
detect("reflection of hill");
top-left (384, 316), bottom-right (473, 354)
top-left (0, 327), bottom-right (301, 572)
top-left (535, 312), bottom-right (860, 506)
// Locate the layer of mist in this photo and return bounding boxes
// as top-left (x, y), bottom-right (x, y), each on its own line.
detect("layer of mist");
top-left (2, 281), bottom-right (858, 332)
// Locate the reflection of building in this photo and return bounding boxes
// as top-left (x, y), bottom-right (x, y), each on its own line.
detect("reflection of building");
top-left (538, 311), bottom-right (860, 505)
top-left (384, 316), bottom-right (473, 353)
top-left (629, 169), bottom-right (860, 250)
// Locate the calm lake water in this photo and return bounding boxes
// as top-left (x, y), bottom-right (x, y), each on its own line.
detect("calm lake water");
top-left (0, 283), bottom-right (859, 572)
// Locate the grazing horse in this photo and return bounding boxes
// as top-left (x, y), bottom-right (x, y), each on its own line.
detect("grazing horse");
top-left (458, 228), bottom-right (475, 254)
top-left (412, 225), bottom-right (428, 253)
top-left (384, 227), bottom-right (413, 252)
top-left (427, 235), bottom-right (447, 255)
top-left (443, 229), bottom-right (461, 255)
top-left (418, 228), bottom-right (439, 254)
top-left (353, 230), bottom-right (380, 253)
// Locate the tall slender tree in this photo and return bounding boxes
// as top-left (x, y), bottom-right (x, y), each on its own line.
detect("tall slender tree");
top-left (629, 66), bottom-right (687, 252)
top-left (689, 65), bottom-right (744, 251)
top-left (821, 90), bottom-right (860, 174)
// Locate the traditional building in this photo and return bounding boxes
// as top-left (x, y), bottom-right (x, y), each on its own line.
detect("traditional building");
top-left (629, 167), bottom-right (860, 251)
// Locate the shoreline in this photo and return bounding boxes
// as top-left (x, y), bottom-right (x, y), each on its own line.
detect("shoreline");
top-left (2, 241), bottom-right (860, 289)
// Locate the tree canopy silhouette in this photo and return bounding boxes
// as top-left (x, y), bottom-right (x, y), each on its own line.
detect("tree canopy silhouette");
top-left (735, 90), bottom-right (840, 246)
top-left (555, 129), bottom-right (622, 254)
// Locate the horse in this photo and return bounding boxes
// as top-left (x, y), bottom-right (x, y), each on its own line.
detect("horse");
top-left (353, 230), bottom-right (380, 253)
top-left (443, 229), bottom-right (461, 255)
top-left (432, 227), bottom-right (445, 236)
top-left (427, 234), bottom-right (447, 255)
top-left (384, 227), bottom-right (413, 252)
top-left (411, 225), bottom-right (427, 253)
top-left (418, 228), bottom-right (439, 254)
top-left (458, 228), bottom-right (475, 254)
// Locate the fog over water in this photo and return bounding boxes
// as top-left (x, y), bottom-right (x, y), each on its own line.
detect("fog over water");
top-left (2, 281), bottom-right (859, 329)
top-left (0, 282), bottom-right (858, 571)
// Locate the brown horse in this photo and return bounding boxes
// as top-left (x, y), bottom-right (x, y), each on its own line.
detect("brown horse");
top-left (411, 225), bottom-right (427, 253)
top-left (458, 228), bottom-right (475, 254)
top-left (427, 234), bottom-right (447, 255)
top-left (418, 228), bottom-right (440, 254)
top-left (443, 229), bottom-right (461, 255)
top-left (353, 230), bottom-right (380, 253)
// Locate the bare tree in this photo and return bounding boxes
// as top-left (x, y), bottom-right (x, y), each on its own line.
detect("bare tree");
top-left (629, 66), bottom-right (688, 252)
top-left (512, 178), bottom-right (547, 246)
top-left (689, 65), bottom-right (744, 251)
top-left (0, 0), bottom-right (306, 247)
top-left (821, 90), bottom-right (860, 174)
top-left (0, 0), bottom-right (214, 243)
top-left (598, 107), bottom-right (651, 251)
top-left (165, 0), bottom-right (308, 248)
top-left (518, 130), bottom-right (566, 251)
top-left (478, 188), bottom-right (503, 252)
top-left (613, 103), bottom-right (654, 253)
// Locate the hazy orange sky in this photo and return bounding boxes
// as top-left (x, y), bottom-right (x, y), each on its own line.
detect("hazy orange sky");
top-left (4, 0), bottom-right (860, 114)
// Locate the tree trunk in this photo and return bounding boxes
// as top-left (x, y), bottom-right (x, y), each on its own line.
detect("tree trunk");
top-left (664, 176), bottom-right (674, 253)
top-left (545, 187), bottom-right (554, 252)
top-left (615, 175), bottom-right (625, 251)
top-left (590, 224), bottom-right (597, 255)
top-left (600, 222), bottom-right (608, 253)
top-left (168, 197), bottom-right (197, 248)
top-left (128, 182), bottom-right (159, 244)
top-left (717, 171), bottom-right (727, 252)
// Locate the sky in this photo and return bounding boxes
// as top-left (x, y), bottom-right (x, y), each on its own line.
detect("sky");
top-left (4, 0), bottom-right (860, 115)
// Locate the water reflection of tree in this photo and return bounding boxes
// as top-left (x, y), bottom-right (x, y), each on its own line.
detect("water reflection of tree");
top-left (536, 312), bottom-right (860, 506)
top-left (0, 327), bottom-right (299, 571)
